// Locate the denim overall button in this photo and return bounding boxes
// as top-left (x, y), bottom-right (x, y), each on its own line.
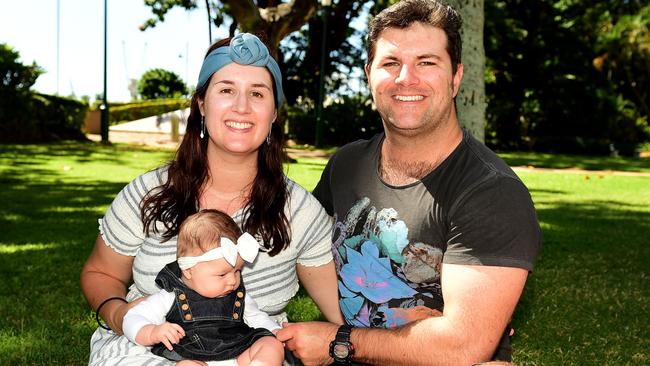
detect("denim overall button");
top-left (232, 313), bottom-right (239, 319)
top-left (181, 304), bottom-right (189, 311)
top-left (234, 301), bottom-right (241, 307)
top-left (178, 293), bottom-right (186, 301)
top-left (236, 291), bottom-right (244, 298)
top-left (185, 313), bottom-right (192, 321)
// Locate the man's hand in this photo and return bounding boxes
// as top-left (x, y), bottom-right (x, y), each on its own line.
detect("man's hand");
top-left (276, 321), bottom-right (338, 366)
top-left (136, 322), bottom-right (185, 350)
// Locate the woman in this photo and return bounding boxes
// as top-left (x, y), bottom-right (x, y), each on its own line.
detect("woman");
top-left (81, 33), bottom-right (343, 365)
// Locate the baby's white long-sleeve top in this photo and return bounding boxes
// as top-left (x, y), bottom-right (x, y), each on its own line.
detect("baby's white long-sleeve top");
top-left (123, 289), bottom-right (281, 345)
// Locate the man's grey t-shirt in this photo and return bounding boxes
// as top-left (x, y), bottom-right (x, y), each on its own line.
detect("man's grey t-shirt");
top-left (313, 131), bottom-right (541, 357)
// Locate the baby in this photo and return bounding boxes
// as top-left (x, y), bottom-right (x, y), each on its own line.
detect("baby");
top-left (123, 209), bottom-right (284, 366)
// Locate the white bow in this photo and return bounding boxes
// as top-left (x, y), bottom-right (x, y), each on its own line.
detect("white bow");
top-left (177, 232), bottom-right (259, 270)
top-left (220, 232), bottom-right (259, 266)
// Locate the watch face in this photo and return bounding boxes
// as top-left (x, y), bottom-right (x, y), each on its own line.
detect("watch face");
top-left (334, 343), bottom-right (350, 358)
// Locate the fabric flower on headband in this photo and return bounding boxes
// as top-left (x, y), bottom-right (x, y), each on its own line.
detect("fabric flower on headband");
top-left (177, 232), bottom-right (260, 270)
top-left (230, 34), bottom-right (271, 67)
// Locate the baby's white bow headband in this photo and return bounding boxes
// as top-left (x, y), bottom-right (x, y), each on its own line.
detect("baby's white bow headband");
top-left (177, 232), bottom-right (259, 270)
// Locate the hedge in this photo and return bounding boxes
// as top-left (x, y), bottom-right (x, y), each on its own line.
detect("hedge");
top-left (99, 99), bottom-right (190, 125)
top-left (0, 93), bottom-right (88, 142)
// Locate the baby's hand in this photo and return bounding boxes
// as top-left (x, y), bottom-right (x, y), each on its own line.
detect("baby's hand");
top-left (138, 322), bottom-right (186, 350)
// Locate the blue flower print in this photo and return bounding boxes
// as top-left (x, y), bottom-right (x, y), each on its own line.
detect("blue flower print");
top-left (349, 303), bottom-right (370, 327)
top-left (340, 241), bottom-right (417, 304)
top-left (338, 281), bottom-right (364, 322)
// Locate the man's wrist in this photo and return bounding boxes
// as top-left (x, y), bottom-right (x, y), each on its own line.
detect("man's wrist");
top-left (329, 324), bottom-right (355, 364)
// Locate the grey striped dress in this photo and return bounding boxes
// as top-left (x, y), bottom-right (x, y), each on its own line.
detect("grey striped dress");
top-left (88, 166), bottom-right (333, 366)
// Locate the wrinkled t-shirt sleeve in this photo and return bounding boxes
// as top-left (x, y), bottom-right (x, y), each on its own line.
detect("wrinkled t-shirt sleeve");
top-left (289, 182), bottom-right (334, 267)
top-left (99, 171), bottom-right (161, 256)
top-left (444, 176), bottom-right (542, 271)
top-left (312, 156), bottom-right (334, 216)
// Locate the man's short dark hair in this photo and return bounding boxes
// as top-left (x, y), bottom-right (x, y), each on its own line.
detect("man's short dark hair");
top-left (366, 0), bottom-right (463, 75)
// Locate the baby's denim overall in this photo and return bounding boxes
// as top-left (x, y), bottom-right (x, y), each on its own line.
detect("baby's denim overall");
top-left (151, 261), bottom-right (273, 362)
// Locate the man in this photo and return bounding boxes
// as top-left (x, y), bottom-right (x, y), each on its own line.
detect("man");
top-left (276, 1), bottom-right (541, 365)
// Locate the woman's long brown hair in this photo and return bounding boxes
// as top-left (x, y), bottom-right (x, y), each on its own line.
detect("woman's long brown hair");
top-left (141, 36), bottom-right (290, 256)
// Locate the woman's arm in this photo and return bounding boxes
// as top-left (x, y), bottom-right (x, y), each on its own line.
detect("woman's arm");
top-left (297, 261), bottom-right (344, 325)
top-left (80, 234), bottom-right (136, 334)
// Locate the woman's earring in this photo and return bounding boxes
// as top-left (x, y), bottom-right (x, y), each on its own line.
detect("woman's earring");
top-left (266, 129), bottom-right (271, 145)
top-left (200, 116), bottom-right (206, 139)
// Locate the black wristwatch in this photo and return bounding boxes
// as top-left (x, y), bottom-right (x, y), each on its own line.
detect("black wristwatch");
top-left (329, 324), bottom-right (354, 364)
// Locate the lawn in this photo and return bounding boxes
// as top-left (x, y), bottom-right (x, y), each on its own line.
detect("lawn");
top-left (0, 141), bottom-right (648, 365)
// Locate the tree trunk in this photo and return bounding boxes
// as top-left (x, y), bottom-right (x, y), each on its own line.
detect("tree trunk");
top-left (447, 0), bottom-right (485, 142)
top-left (222, 0), bottom-right (318, 58)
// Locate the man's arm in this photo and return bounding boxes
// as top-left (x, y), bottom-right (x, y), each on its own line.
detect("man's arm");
top-left (278, 263), bottom-right (527, 366)
top-left (351, 264), bottom-right (527, 365)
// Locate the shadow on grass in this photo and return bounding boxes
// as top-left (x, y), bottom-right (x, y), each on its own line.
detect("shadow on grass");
top-left (512, 199), bottom-right (650, 364)
top-left (0, 178), bottom-right (127, 365)
top-left (499, 151), bottom-right (650, 172)
top-left (0, 141), bottom-right (173, 169)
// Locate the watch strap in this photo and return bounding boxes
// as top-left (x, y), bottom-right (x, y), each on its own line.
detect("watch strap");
top-left (335, 324), bottom-right (353, 343)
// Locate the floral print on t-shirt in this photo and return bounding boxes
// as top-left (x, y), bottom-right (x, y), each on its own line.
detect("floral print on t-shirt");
top-left (332, 197), bottom-right (444, 328)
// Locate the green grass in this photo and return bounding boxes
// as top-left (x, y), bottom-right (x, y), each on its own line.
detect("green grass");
top-left (498, 151), bottom-right (650, 172)
top-left (511, 171), bottom-right (649, 365)
top-left (0, 141), bottom-right (648, 365)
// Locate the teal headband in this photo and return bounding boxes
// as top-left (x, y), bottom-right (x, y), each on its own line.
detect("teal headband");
top-left (197, 33), bottom-right (284, 109)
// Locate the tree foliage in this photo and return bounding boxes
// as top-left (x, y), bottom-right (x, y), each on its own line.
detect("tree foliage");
top-left (280, 1), bottom-right (369, 105)
top-left (0, 43), bottom-right (42, 96)
top-left (0, 43), bottom-right (42, 139)
top-left (140, 0), bottom-right (649, 153)
top-left (485, 0), bottom-right (649, 154)
top-left (0, 44), bottom-right (87, 142)
top-left (141, 0), bottom-right (319, 53)
top-left (141, 1), bottom-right (370, 105)
top-left (137, 68), bottom-right (189, 100)
top-left (141, 0), bottom-right (375, 146)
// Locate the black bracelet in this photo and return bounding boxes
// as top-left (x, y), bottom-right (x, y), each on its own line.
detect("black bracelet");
top-left (95, 297), bottom-right (127, 331)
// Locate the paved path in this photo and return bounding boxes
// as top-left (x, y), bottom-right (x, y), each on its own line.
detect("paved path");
top-left (87, 108), bottom-right (186, 149)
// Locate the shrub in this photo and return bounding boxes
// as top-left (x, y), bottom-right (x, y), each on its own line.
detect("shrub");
top-left (137, 68), bottom-right (188, 100)
top-left (31, 93), bottom-right (88, 140)
top-left (286, 95), bottom-right (382, 146)
top-left (0, 43), bottom-right (44, 142)
top-left (0, 93), bottom-right (88, 143)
